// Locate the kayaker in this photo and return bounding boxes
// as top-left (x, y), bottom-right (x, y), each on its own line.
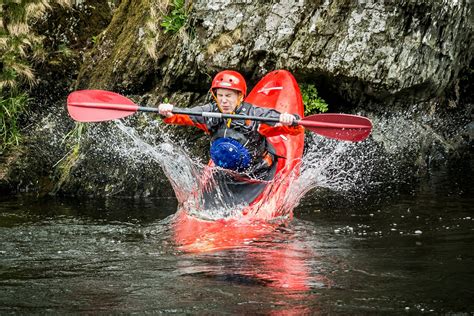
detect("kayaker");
top-left (158, 70), bottom-right (304, 178)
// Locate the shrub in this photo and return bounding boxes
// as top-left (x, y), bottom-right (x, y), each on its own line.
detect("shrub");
top-left (300, 83), bottom-right (329, 115)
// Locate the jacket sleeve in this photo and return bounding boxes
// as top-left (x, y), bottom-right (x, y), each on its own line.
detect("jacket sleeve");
top-left (162, 103), bottom-right (213, 134)
top-left (258, 124), bottom-right (304, 137)
top-left (251, 106), bottom-right (304, 137)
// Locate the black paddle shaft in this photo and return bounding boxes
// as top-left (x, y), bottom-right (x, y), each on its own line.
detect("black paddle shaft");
top-left (137, 106), bottom-right (282, 123)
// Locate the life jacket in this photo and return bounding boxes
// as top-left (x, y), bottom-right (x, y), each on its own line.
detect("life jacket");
top-left (207, 102), bottom-right (274, 173)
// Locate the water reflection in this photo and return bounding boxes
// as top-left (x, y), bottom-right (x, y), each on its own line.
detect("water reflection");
top-left (175, 253), bottom-right (317, 312)
top-left (172, 210), bottom-right (332, 313)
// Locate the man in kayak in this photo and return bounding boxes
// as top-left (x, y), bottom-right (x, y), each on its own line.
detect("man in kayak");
top-left (158, 70), bottom-right (303, 179)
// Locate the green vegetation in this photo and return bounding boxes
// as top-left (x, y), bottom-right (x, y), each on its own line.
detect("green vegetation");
top-left (55, 122), bottom-right (86, 190)
top-left (0, 93), bottom-right (29, 153)
top-left (0, 0), bottom-right (68, 153)
top-left (300, 83), bottom-right (329, 115)
top-left (161, 0), bottom-right (188, 34)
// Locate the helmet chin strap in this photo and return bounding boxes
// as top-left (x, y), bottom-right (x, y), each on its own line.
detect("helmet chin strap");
top-left (210, 90), bottom-right (223, 113)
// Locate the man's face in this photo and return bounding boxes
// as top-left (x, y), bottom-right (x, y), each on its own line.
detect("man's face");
top-left (215, 88), bottom-right (242, 114)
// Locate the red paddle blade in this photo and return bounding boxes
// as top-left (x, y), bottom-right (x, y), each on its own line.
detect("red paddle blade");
top-left (300, 113), bottom-right (372, 142)
top-left (67, 90), bottom-right (138, 122)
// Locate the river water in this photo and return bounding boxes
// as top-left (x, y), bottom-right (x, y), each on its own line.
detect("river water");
top-left (1, 165), bottom-right (472, 314)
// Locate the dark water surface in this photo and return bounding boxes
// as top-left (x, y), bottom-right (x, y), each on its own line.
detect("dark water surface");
top-left (1, 172), bottom-right (473, 314)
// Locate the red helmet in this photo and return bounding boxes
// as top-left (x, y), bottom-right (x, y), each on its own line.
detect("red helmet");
top-left (211, 70), bottom-right (247, 97)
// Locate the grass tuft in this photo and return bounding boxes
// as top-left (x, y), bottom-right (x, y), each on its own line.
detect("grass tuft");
top-left (0, 93), bottom-right (29, 154)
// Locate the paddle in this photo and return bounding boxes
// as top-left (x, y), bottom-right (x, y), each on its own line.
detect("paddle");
top-left (67, 89), bottom-right (372, 142)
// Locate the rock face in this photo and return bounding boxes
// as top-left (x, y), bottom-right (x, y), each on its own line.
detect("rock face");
top-left (1, 0), bottom-right (472, 197)
top-left (79, 0), bottom-right (472, 106)
top-left (287, 0), bottom-right (473, 104)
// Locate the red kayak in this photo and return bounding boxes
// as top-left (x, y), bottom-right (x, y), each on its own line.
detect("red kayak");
top-left (65, 70), bottom-right (371, 257)
top-left (242, 69), bottom-right (305, 219)
top-left (174, 70), bottom-right (305, 252)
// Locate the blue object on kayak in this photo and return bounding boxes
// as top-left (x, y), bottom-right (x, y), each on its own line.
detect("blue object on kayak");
top-left (210, 137), bottom-right (251, 171)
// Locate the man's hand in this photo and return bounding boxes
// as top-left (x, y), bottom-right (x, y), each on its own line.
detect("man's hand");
top-left (158, 103), bottom-right (174, 118)
top-left (279, 112), bottom-right (296, 126)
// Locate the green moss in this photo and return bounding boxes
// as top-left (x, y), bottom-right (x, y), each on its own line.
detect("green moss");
top-left (300, 83), bottom-right (329, 115)
top-left (76, 0), bottom-right (155, 89)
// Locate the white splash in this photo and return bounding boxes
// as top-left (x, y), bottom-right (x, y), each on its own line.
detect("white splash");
top-left (105, 117), bottom-right (379, 219)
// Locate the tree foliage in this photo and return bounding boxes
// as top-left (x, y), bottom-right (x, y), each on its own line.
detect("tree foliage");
top-left (300, 83), bottom-right (329, 115)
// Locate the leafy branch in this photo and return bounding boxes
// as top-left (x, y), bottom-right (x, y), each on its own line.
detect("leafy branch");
top-left (300, 83), bottom-right (329, 115)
